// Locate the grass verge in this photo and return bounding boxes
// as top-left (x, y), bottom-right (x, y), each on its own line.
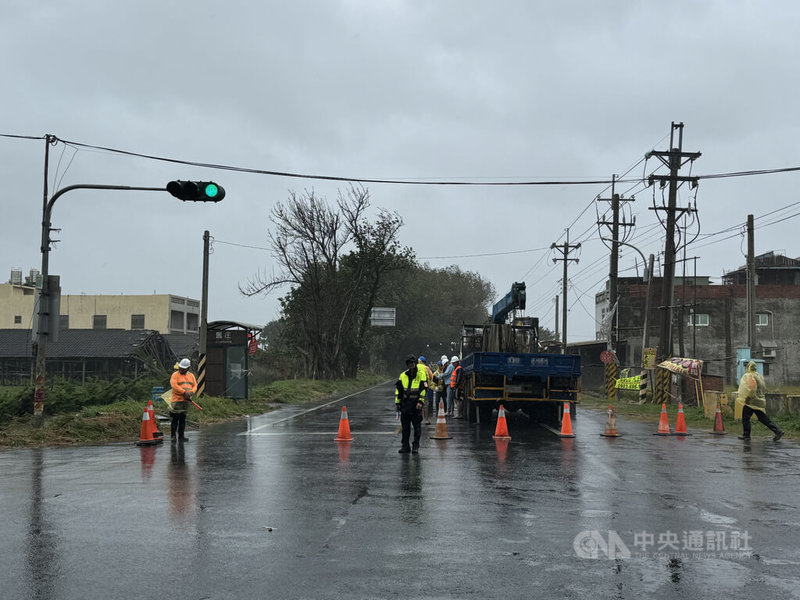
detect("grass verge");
top-left (580, 390), bottom-right (800, 440)
top-left (0, 372), bottom-right (387, 449)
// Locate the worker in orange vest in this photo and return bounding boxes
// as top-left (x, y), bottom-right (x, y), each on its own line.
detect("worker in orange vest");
top-left (449, 355), bottom-right (463, 418)
top-left (169, 358), bottom-right (197, 443)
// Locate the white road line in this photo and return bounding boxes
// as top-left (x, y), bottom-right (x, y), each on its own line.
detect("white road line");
top-left (245, 381), bottom-right (391, 434)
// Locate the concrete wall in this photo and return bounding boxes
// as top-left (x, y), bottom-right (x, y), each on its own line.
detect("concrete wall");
top-left (0, 284), bottom-right (38, 329)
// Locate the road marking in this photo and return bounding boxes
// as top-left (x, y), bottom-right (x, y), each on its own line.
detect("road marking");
top-left (245, 381), bottom-right (391, 434)
top-left (246, 431), bottom-right (396, 436)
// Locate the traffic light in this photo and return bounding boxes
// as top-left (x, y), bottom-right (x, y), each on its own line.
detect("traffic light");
top-left (167, 180), bottom-right (225, 202)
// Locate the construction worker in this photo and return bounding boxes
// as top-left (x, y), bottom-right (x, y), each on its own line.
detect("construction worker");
top-left (442, 355), bottom-right (454, 415)
top-left (395, 354), bottom-right (427, 454)
top-left (738, 360), bottom-right (783, 441)
top-left (418, 356), bottom-right (434, 424)
top-left (449, 355), bottom-right (463, 418)
top-left (432, 359), bottom-right (446, 417)
top-left (169, 358), bottom-right (197, 443)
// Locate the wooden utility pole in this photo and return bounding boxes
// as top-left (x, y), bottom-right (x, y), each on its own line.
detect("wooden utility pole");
top-left (554, 295), bottom-right (559, 342)
top-left (646, 122), bottom-right (700, 362)
top-left (551, 230), bottom-right (580, 353)
top-left (746, 214), bottom-right (756, 355)
top-left (597, 174), bottom-right (635, 352)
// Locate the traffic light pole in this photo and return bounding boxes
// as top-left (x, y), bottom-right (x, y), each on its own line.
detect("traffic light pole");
top-left (32, 184), bottom-right (169, 427)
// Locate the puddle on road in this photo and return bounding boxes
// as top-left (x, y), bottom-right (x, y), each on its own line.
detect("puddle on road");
top-left (698, 509), bottom-right (737, 525)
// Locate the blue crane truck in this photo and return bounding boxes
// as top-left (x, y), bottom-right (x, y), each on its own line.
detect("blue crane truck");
top-left (459, 283), bottom-right (582, 425)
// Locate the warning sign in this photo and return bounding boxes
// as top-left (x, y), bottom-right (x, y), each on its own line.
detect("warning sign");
top-left (615, 375), bottom-right (641, 390)
top-left (642, 347), bottom-right (657, 369)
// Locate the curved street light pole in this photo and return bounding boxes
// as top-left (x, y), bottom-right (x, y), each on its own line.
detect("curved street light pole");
top-left (32, 184), bottom-right (167, 427)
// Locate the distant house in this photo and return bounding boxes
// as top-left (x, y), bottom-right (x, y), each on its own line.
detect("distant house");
top-left (595, 251), bottom-right (800, 386)
top-left (0, 329), bottom-right (174, 385)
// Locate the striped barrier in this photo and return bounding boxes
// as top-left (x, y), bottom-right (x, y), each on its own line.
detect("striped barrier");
top-left (197, 353), bottom-right (207, 397)
top-left (605, 362), bottom-right (618, 403)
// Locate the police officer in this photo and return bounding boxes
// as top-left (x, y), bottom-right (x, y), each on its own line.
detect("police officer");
top-left (395, 354), bottom-right (427, 454)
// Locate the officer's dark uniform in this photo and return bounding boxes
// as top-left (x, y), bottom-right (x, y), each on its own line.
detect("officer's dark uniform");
top-left (395, 356), bottom-right (427, 454)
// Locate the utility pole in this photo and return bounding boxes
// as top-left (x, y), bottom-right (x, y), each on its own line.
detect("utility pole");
top-left (554, 295), bottom-right (559, 343)
top-left (597, 174), bottom-right (635, 352)
top-left (646, 122), bottom-right (700, 362)
top-left (198, 230), bottom-right (210, 396)
top-left (551, 229), bottom-right (580, 354)
top-left (746, 214), bottom-right (756, 355)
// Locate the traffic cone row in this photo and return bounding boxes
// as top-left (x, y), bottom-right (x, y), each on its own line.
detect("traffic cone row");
top-left (654, 403), bottom-right (672, 436)
top-left (559, 402), bottom-right (575, 438)
top-left (135, 403), bottom-right (163, 446)
top-left (334, 406), bottom-right (353, 442)
top-left (711, 401), bottom-right (726, 435)
top-left (431, 401), bottom-right (452, 440)
top-left (147, 400), bottom-right (163, 439)
top-left (493, 405), bottom-right (511, 440)
top-left (674, 403), bottom-right (691, 436)
top-left (600, 404), bottom-right (621, 437)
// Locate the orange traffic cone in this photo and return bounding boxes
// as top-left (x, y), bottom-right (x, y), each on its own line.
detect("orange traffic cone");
top-left (711, 401), bottom-right (726, 435)
top-left (431, 400), bottom-right (452, 439)
top-left (654, 402), bottom-right (671, 435)
top-left (135, 409), bottom-right (160, 446)
top-left (673, 402), bottom-right (691, 436)
top-left (493, 404), bottom-right (511, 440)
top-left (559, 402), bottom-right (575, 438)
top-left (147, 400), bottom-right (163, 439)
top-left (334, 406), bottom-right (353, 441)
top-left (600, 404), bottom-right (621, 437)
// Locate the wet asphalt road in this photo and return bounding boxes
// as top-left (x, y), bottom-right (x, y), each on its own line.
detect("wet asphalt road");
top-left (2, 381), bottom-right (800, 599)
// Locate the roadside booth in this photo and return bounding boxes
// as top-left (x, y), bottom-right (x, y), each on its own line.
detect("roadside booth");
top-left (205, 321), bottom-right (262, 400)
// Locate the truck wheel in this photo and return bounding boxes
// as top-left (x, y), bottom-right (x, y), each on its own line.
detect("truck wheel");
top-left (478, 403), bottom-right (493, 424)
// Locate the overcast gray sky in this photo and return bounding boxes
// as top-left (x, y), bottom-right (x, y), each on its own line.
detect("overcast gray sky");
top-left (3, 1), bottom-right (800, 343)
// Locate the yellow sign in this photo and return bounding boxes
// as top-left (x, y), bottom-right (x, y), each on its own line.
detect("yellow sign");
top-left (615, 375), bottom-right (641, 390)
top-left (642, 347), bottom-right (657, 369)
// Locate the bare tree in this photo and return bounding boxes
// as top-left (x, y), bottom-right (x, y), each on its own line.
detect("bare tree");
top-left (241, 185), bottom-right (411, 378)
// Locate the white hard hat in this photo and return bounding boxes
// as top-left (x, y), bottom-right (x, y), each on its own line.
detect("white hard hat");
top-left (179, 358), bottom-right (191, 369)
top-left (451, 355), bottom-right (460, 362)
top-left (440, 354), bottom-right (449, 363)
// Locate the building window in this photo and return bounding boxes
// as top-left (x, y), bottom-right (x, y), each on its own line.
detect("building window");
top-left (131, 314), bottom-right (145, 329)
top-left (60, 315), bottom-right (69, 330)
top-left (170, 310), bottom-right (185, 331)
top-left (186, 312), bottom-right (199, 331)
top-left (756, 313), bottom-right (769, 327)
top-left (14, 315), bottom-right (22, 324)
top-left (93, 315), bottom-right (107, 329)
top-left (688, 313), bottom-right (709, 327)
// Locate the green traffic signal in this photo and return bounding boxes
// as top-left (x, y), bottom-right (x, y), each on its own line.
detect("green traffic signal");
top-left (204, 183), bottom-right (220, 199)
top-left (167, 180), bottom-right (226, 202)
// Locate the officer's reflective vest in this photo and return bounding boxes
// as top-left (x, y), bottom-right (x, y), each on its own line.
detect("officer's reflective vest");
top-left (395, 367), bottom-right (427, 410)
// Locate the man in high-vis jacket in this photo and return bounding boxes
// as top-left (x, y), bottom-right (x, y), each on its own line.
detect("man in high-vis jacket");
top-left (170, 358), bottom-right (197, 443)
top-left (395, 354), bottom-right (428, 454)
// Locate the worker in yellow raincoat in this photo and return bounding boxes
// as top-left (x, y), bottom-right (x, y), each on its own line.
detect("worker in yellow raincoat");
top-left (737, 360), bottom-right (783, 441)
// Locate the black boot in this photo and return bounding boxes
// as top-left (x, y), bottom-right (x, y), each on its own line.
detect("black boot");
top-left (398, 447), bottom-right (410, 454)
top-left (773, 431), bottom-right (784, 441)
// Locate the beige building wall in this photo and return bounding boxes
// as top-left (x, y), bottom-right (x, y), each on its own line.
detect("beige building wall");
top-left (0, 284), bottom-right (200, 334)
top-left (0, 284), bottom-right (38, 329)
